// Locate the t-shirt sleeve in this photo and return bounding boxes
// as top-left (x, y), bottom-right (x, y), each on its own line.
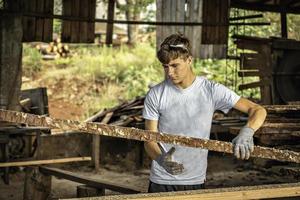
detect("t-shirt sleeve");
top-left (143, 88), bottom-right (159, 120)
top-left (211, 82), bottom-right (240, 113)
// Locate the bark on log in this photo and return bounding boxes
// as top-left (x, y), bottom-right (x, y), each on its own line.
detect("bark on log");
top-left (0, 109), bottom-right (299, 163)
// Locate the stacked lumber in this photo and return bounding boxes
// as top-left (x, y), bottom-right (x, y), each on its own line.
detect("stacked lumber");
top-left (229, 105), bottom-right (300, 145)
top-left (35, 38), bottom-right (71, 60)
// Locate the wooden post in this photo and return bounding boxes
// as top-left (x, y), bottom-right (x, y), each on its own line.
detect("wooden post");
top-left (280, 12), bottom-right (287, 38)
top-left (106, 0), bottom-right (115, 45)
top-left (0, 12), bottom-right (22, 112)
top-left (23, 167), bottom-right (52, 200)
top-left (92, 135), bottom-right (100, 170)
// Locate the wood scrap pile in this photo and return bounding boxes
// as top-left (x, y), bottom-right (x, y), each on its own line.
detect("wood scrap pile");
top-left (35, 38), bottom-right (71, 60)
top-left (229, 105), bottom-right (300, 146)
top-left (86, 96), bottom-right (145, 128)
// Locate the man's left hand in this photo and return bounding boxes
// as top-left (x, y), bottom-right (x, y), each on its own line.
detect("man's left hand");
top-left (232, 126), bottom-right (255, 160)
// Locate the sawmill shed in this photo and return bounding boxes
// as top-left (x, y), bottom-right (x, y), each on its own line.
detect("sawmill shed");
top-left (0, 0), bottom-right (300, 199)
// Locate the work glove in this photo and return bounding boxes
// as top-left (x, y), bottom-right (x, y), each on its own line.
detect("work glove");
top-left (232, 126), bottom-right (255, 160)
top-left (155, 146), bottom-right (184, 175)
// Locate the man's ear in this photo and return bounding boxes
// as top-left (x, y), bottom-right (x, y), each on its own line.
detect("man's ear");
top-left (188, 56), bottom-right (193, 65)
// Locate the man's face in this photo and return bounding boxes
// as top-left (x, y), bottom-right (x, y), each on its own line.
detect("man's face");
top-left (162, 56), bottom-right (192, 86)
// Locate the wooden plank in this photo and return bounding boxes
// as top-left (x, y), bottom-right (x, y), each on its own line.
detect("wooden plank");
top-left (156, 0), bottom-right (163, 49)
top-left (79, 0), bottom-right (88, 42)
top-left (22, 0), bottom-right (37, 42)
top-left (0, 157), bottom-right (91, 167)
top-left (239, 80), bottom-right (269, 90)
top-left (43, 0), bottom-right (53, 42)
top-left (35, 0), bottom-right (45, 41)
top-left (0, 109), bottom-right (299, 163)
top-left (62, 0), bottom-right (72, 42)
top-left (106, 0), bottom-right (115, 45)
top-left (238, 70), bottom-right (260, 77)
top-left (264, 105), bottom-right (300, 112)
top-left (219, 0), bottom-right (229, 44)
top-left (65, 182), bottom-right (300, 200)
top-left (176, 0), bottom-right (185, 34)
top-left (71, 0), bottom-right (80, 43)
top-left (40, 166), bottom-right (140, 194)
top-left (240, 54), bottom-right (263, 70)
top-left (87, 0), bottom-right (96, 43)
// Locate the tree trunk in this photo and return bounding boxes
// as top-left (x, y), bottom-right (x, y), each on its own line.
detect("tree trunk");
top-left (125, 0), bottom-right (139, 44)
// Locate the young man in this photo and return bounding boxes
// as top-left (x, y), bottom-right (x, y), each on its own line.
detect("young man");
top-left (142, 33), bottom-right (267, 193)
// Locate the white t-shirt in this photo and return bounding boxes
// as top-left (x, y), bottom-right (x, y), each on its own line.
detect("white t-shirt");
top-left (142, 76), bottom-right (240, 185)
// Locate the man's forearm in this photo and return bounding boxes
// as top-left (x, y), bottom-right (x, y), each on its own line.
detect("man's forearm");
top-left (144, 141), bottom-right (162, 160)
top-left (246, 105), bottom-right (267, 132)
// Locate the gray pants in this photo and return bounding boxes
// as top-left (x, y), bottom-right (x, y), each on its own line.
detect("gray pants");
top-left (148, 181), bottom-right (205, 193)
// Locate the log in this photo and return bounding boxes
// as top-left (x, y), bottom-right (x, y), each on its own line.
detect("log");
top-left (0, 109), bottom-right (299, 163)
top-left (0, 157), bottom-right (91, 167)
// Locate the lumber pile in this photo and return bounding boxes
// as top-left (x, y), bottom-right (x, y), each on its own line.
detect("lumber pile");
top-left (35, 37), bottom-right (71, 60)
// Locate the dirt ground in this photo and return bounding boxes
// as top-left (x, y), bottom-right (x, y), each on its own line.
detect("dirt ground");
top-left (0, 154), bottom-right (298, 200)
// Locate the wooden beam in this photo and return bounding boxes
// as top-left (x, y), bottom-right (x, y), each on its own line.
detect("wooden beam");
top-left (0, 157), bottom-right (91, 167)
top-left (0, 10), bottom-right (270, 27)
top-left (39, 166), bottom-right (140, 194)
top-left (264, 105), bottom-right (300, 113)
top-left (231, 0), bottom-right (300, 14)
top-left (239, 81), bottom-right (269, 90)
top-left (0, 109), bottom-right (299, 163)
top-left (106, 0), bottom-right (115, 45)
top-left (280, 11), bottom-right (288, 38)
top-left (238, 70), bottom-right (260, 77)
top-left (63, 182), bottom-right (300, 200)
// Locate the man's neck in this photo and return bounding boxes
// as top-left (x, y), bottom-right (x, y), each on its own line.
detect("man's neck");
top-left (177, 72), bottom-right (196, 89)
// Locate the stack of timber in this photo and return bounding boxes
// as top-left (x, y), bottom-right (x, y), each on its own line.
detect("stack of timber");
top-left (230, 104), bottom-right (300, 176)
top-left (35, 37), bottom-right (71, 60)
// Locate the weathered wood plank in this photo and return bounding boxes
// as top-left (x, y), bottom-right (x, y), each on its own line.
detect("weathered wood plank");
top-left (239, 80), bottom-right (269, 90)
top-left (62, 0), bottom-right (72, 42)
top-left (238, 70), bottom-right (260, 77)
top-left (0, 157), bottom-right (91, 167)
top-left (0, 109), bottom-right (299, 163)
top-left (87, 0), bottom-right (96, 43)
top-left (22, 0), bottom-right (37, 42)
top-left (71, 0), bottom-right (80, 43)
top-left (264, 105), bottom-right (300, 113)
top-left (40, 166), bottom-right (140, 194)
top-left (79, 0), bottom-right (88, 42)
top-left (35, 0), bottom-right (44, 41)
top-left (63, 182), bottom-right (300, 200)
top-left (43, 0), bottom-right (53, 42)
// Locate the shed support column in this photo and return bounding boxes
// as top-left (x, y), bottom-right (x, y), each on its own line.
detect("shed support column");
top-left (280, 12), bottom-right (287, 38)
top-left (0, 13), bottom-right (23, 113)
top-left (106, 0), bottom-right (115, 45)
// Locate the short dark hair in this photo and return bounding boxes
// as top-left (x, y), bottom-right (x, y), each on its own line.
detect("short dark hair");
top-left (157, 33), bottom-right (192, 64)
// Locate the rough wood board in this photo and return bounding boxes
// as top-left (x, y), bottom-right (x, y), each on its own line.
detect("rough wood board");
top-left (0, 109), bottom-right (299, 163)
top-left (61, 182), bottom-right (300, 200)
top-left (0, 157), bottom-right (91, 167)
top-left (40, 166), bottom-right (140, 194)
top-left (62, 0), bottom-right (72, 42)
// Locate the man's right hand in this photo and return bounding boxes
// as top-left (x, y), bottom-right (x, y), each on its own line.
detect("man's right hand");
top-left (155, 147), bottom-right (184, 175)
